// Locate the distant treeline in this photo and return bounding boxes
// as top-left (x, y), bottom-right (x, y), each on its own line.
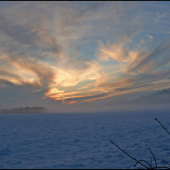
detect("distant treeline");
top-left (106, 88), bottom-right (170, 106)
top-left (0, 107), bottom-right (46, 114)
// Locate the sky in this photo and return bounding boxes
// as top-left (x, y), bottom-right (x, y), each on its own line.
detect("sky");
top-left (0, 1), bottom-right (170, 113)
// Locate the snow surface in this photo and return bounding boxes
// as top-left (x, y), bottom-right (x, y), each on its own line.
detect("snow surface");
top-left (0, 110), bottom-right (170, 169)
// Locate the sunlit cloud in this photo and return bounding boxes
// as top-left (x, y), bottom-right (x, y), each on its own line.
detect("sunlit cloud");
top-left (146, 34), bottom-right (153, 39)
top-left (0, 1), bottom-right (170, 111)
top-left (77, 83), bottom-right (94, 90)
top-left (98, 41), bottom-right (130, 62)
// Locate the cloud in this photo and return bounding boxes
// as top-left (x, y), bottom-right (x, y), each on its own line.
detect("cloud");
top-left (93, 35), bottom-right (170, 104)
top-left (97, 79), bottom-right (133, 88)
top-left (64, 92), bottom-right (110, 104)
top-left (44, 85), bottom-right (110, 104)
top-left (0, 2), bottom-right (170, 110)
top-left (3, 55), bottom-right (57, 88)
top-left (127, 37), bottom-right (170, 73)
top-left (155, 12), bottom-right (166, 23)
top-left (0, 13), bottom-right (64, 63)
top-left (77, 82), bottom-right (94, 90)
top-left (0, 67), bottom-right (41, 87)
top-left (0, 78), bottom-right (16, 88)
top-left (97, 41), bottom-right (130, 62)
top-left (104, 87), bottom-right (170, 108)
top-left (146, 34), bottom-right (153, 39)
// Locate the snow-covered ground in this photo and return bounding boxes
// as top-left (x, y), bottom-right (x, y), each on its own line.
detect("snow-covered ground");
top-left (0, 110), bottom-right (170, 169)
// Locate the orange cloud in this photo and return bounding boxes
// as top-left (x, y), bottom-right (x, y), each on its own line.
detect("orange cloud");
top-left (67, 101), bottom-right (77, 104)
top-left (0, 2), bottom-right (170, 108)
top-left (77, 82), bottom-right (95, 90)
top-left (98, 41), bottom-right (130, 62)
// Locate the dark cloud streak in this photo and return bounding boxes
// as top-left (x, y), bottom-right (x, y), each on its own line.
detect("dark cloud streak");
top-left (0, 13), bottom-right (63, 62)
top-left (128, 37), bottom-right (170, 72)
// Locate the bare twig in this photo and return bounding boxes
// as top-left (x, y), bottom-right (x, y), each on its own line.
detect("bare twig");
top-left (154, 118), bottom-right (170, 135)
top-left (150, 157), bottom-right (152, 168)
top-left (162, 159), bottom-right (170, 166)
top-left (154, 118), bottom-right (170, 169)
top-left (109, 118), bottom-right (170, 169)
top-left (134, 159), bottom-right (152, 169)
top-left (149, 148), bottom-right (157, 168)
top-left (109, 139), bottom-right (149, 169)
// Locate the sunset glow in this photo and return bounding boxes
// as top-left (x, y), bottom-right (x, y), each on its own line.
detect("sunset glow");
top-left (0, 2), bottom-right (170, 112)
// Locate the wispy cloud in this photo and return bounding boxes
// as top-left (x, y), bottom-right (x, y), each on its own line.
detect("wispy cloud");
top-left (0, 2), bottom-right (170, 110)
top-left (155, 12), bottom-right (166, 23)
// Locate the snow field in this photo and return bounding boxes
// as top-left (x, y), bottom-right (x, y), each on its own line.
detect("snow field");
top-left (0, 110), bottom-right (170, 169)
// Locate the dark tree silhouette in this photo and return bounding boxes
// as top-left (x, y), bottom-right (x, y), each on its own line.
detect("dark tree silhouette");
top-left (0, 106), bottom-right (46, 113)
